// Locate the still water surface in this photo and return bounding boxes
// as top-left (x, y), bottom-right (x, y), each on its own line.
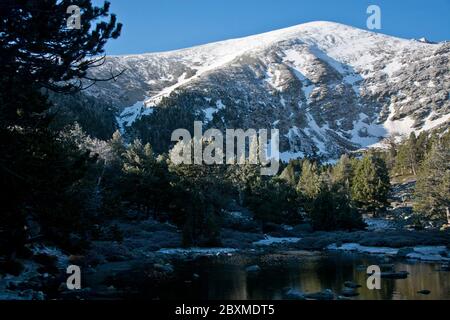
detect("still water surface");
top-left (157, 252), bottom-right (450, 300)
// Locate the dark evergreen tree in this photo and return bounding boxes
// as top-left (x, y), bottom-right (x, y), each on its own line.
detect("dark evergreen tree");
top-left (308, 185), bottom-right (364, 231)
top-left (351, 154), bottom-right (390, 213)
top-left (331, 154), bottom-right (354, 190)
top-left (243, 176), bottom-right (301, 228)
top-left (0, 0), bottom-right (121, 258)
top-left (279, 159), bottom-right (303, 186)
top-left (297, 159), bottom-right (322, 200)
top-left (414, 133), bottom-right (450, 224)
top-left (169, 162), bottom-right (228, 247)
top-left (120, 140), bottom-right (171, 218)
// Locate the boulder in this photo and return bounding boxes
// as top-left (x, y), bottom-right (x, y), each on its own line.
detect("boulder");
top-left (341, 288), bottom-right (360, 297)
top-left (417, 290), bottom-right (431, 295)
top-left (282, 288), bottom-right (306, 300)
top-left (396, 248), bottom-right (414, 258)
top-left (344, 281), bottom-right (361, 289)
top-left (380, 271), bottom-right (409, 279)
top-left (304, 289), bottom-right (335, 300)
top-left (245, 265), bottom-right (261, 273)
top-left (153, 263), bottom-right (174, 274)
top-left (379, 264), bottom-right (395, 271)
top-left (69, 255), bottom-right (86, 266)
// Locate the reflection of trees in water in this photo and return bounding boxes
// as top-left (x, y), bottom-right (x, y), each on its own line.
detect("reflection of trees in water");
top-left (353, 268), bottom-right (394, 300)
top-left (301, 253), bottom-right (394, 299)
top-left (312, 254), bottom-right (355, 292)
top-left (392, 263), bottom-right (450, 300)
top-left (163, 255), bottom-right (449, 300)
top-left (205, 265), bottom-right (248, 300)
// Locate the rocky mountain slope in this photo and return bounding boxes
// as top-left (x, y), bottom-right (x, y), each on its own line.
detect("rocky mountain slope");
top-left (83, 21), bottom-right (450, 160)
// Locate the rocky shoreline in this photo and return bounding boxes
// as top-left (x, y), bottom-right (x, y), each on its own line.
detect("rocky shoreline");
top-left (1, 179), bottom-right (449, 300)
top-left (1, 215), bottom-right (449, 300)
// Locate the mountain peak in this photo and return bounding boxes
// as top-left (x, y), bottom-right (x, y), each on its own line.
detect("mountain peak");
top-left (84, 21), bottom-right (449, 161)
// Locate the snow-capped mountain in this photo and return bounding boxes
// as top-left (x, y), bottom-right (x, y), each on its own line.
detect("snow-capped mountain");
top-left (86, 21), bottom-right (450, 160)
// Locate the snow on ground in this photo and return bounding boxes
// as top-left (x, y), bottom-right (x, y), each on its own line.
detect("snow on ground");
top-left (0, 245), bottom-right (68, 300)
top-left (203, 99), bottom-right (226, 123)
top-left (284, 49), bottom-right (316, 82)
top-left (327, 243), bottom-right (450, 262)
top-left (203, 107), bottom-right (217, 123)
top-left (0, 260), bottom-right (41, 300)
top-left (305, 113), bottom-right (327, 154)
top-left (421, 112), bottom-right (450, 131)
top-left (265, 68), bottom-right (284, 92)
top-left (116, 100), bottom-right (154, 133)
top-left (253, 236), bottom-right (301, 246)
top-left (302, 84), bottom-right (316, 104)
top-left (280, 151), bottom-right (306, 163)
top-left (343, 73), bottom-right (363, 95)
top-left (383, 106), bottom-right (416, 137)
top-left (0, 247), bottom-right (71, 300)
top-left (32, 245), bottom-right (69, 269)
top-left (350, 106), bottom-right (449, 150)
top-left (383, 59), bottom-right (404, 77)
top-left (283, 51), bottom-right (320, 105)
top-left (349, 113), bottom-right (386, 146)
top-left (158, 247), bottom-right (238, 256)
top-left (406, 246), bottom-right (450, 262)
top-left (110, 21), bottom-right (443, 141)
top-left (327, 243), bottom-right (399, 255)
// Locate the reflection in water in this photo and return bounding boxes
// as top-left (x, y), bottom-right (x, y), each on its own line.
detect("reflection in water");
top-left (161, 252), bottom-right (450, 300)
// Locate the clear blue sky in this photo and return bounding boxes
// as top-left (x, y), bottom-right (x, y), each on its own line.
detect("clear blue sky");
top-left (94, 0), bottom-right (450, 55)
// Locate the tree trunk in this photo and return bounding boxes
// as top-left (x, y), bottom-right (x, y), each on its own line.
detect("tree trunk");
top-left (446, 207), bottom-right (450, 225)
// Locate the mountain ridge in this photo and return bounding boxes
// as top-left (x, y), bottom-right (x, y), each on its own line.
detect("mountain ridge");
top-left (74, 21), bottom-right (450, 160)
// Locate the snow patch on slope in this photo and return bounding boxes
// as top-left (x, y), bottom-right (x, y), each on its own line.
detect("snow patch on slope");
top-left (116, 100), bottom-right (153, 133)
top-left (203, 100), bottom-right (226, 123)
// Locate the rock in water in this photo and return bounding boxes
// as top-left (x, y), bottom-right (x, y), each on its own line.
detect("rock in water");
top-left (356, 265), bottom-right (366, 271)
top-left (245, 265), bottom-right (261, 273)
top-left (396, 248), bottom-right (414, 258)
top-left (380, 271), bottom-right (409, 279)
top-left (417, 290), bottom-right (431, 295)
top-left (305, 289), bottom-right (335, 300)
top-left (341, 288), bottom-right (360, 297)
top-left (344, 281), bottom-right (362, 289)
top-left (379, 264), bottom-right (395, 271)
top-left (283, 289), bottom-right (306, 300)
top-left (153, 263), bottom-right (174, 274)
top-left (441, 264), bottom-right (450, 271)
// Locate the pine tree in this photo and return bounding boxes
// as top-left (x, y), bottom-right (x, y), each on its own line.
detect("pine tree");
top-left (351, 154), bottom-right (390, 213)
top-left (308, 185), bottom-right (364, 231)
top-left (0, 0), bottom-right (122, 257)
top-left (280, 163), bottom-right (297, 186)
top-left (414, 134), bottom-right (450, 224)
top-left (109, 130), bottom-right (126, 161)
top-left (297, 160), bottom-right (322, 199)
top-left (121, 140), bottom-right (171, 217)
top-left (168, 142), bottom-right (230, 246)
top-left (242, 175), bottom-right (301, 228)
top-left (169, 163), bottom-right (226, 247)
top-left (279, 159), bottom-right (303, 186)
top-left (331, 154), bottom-right (354, 189)
top-left (394, 132), bottom-right (425, 176)
top-left (382, 135), bottom-right (398, 172)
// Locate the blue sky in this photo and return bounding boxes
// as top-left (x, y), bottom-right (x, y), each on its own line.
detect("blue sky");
top-left (94, 0), bottom-right (450, 55)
